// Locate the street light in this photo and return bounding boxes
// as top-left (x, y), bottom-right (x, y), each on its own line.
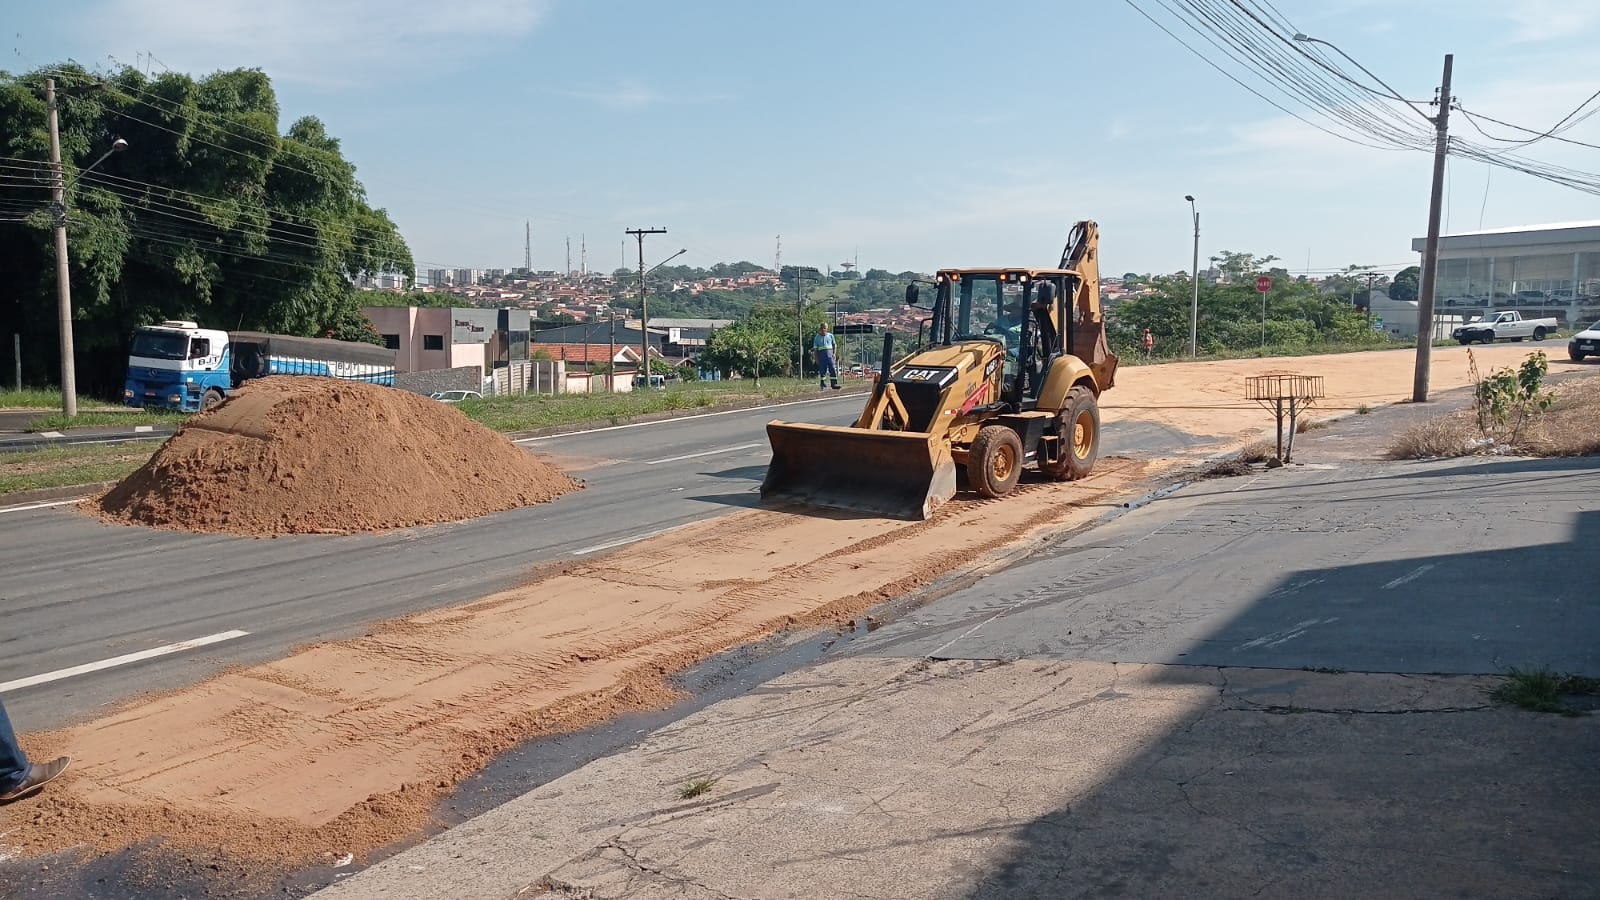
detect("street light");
top-left (792, 267), bottom-right (820, 378)
top-left (49, 126), bottom-right (128, 418)
top-left (636, 248), bottom-right (686, 388)
top-left (1185, 195), bottom-right (1200, 358)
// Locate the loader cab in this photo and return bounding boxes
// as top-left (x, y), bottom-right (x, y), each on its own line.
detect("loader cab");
top-left (937, 270), bottom-right (1070, 404)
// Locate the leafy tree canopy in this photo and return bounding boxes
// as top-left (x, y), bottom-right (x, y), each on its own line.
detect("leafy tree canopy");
top-left (0, 62), bottom-right (412, 394)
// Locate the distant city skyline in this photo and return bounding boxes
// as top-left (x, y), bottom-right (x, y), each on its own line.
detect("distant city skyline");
top-left (11, 1), bottom-right (1600, 277)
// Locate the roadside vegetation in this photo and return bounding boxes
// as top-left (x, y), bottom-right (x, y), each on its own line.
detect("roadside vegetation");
top-left (24, 409), bottom-right (186, 432)
top-left (0, 442), bottom-right (155, 497)
top-left (0, 389), bottom-right (119, 411)
top-left (1491, 667), bottom-right (1600, 716)
top-left (1387, 352), bottom-right (1600, 459)
top-left (458, 377), bottom-right (866, 433)
top-left (1202, 440), bottom-right (1273, 478)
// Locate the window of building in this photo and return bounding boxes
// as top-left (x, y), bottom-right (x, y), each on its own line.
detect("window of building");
top-left (423, 334), bottom-right (444, 351)
top-left (382, 334), bottom-right (401, 350)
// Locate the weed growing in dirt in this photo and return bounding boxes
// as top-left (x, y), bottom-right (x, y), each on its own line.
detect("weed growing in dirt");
top-left (1202, 441), bottom-right (1273, 478)
top-left (677, 777), bottom-right (719, 800)
top-left (1355, 404), bottom-right (1371, 415)
top-left (1491, 667), bottom-right (1600, 716)
top-left (1470, 349), bottom-right (1553, 445)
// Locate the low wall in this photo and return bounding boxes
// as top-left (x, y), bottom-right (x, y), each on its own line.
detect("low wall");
top-left (394, 366), bottom-right (482, 397)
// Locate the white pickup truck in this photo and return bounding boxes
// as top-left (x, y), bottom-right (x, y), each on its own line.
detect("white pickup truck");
top-left (1452, 310), bottom-right (1559, 345)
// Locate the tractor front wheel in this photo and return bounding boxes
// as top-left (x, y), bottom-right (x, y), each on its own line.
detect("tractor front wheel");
top-left (969, 425), bottom-right (1023, 499)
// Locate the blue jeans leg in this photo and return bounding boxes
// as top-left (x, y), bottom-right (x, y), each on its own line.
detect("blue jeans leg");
top-left (0, 700), bottom-right (30, 793)
top-left (818, 351), bottom-right (839, 385)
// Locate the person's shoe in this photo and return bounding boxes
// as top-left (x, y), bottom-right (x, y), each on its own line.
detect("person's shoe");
top-left (832, 383), bottom-right (842, 390)
top-left (818, 383), bottom-right (827, 391)
top-left (0, 756), bottom-right (71, 801)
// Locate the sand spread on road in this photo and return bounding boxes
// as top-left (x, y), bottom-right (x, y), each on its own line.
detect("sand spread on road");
top-left (93, 377), bottom-right (580, 535)
top-left (3, 342), bottom-right (1562, 865)
top-left (8, 460), bottom-right (1145, 863)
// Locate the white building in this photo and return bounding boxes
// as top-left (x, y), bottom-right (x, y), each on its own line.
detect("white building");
top-left (377, 272), bottom-right (409, 290)
top-left (1413, 221), bottom-right (1600, 326)
top-left (454, 268), bottom-right (480, 287)
top-left (427, 269), bottom-right (451, 288)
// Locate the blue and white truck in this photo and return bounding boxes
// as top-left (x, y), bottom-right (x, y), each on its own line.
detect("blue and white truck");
top-left (123, 321), bottom-right (398, 412)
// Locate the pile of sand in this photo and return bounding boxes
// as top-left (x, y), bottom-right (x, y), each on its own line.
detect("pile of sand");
top-left (94, 377), bottom-right (581, 535)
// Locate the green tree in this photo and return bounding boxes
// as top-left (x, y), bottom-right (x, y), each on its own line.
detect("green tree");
top-left (703, 316), bottom-right (788, 385)
top-left (1390, 266), bottom-right (1420, 302)
top-left (0, 62), bottom-right (413, 395)
top-left (360, 290), bottom-right (452, 308)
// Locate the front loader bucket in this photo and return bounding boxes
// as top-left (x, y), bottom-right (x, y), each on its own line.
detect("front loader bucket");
top-left (761, 421), bottom-right (956, 520)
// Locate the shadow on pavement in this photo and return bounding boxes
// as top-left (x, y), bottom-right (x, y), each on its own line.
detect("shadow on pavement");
top-left (957, 456), bottom-right (1600, 899)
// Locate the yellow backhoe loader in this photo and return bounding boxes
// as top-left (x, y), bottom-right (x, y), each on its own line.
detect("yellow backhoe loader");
top-left (761, 220), bottom-right (1118, 520)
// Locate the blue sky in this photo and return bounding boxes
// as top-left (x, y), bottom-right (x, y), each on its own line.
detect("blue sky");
top-left (10, 0), bottom-right (1600, 278)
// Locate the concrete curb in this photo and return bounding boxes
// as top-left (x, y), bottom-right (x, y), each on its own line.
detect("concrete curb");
top-left (0, 481), bottom-right (115, 508)
top-left (503, 387), bottom-right (873, 441)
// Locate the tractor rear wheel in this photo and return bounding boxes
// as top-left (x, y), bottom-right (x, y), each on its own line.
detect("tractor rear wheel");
top-left (1044, 386), bottom-right (1100, 481)
top-left (969, 425), bottom-right (1023, 499)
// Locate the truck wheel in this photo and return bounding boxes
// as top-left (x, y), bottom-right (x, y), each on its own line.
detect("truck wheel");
top-left (1044, 385), bottom-right (1100, 482)
top-left (201, 389), bottom-right (224, 411)
top-left (1571, 349), bottom-right (1587, 362)
top-left (1533, 327), bottom-right (1547, 341)
top-left (969, 425), bottom-right (1023, 499)
top-left (1481, 334), bottom-right (1495, 345)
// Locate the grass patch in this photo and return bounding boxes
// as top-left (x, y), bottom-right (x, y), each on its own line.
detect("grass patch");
top-left (1385, 414), bottom-right (1475, 459)
top-left (461, 378), bottom-right (864, 433)
top-left (0, 388), bottom-right (119, 410)
top-left (1295, 418), bottom-right (1331, 434)
top-left (676, 776), bottom-right (719, 800)
top-left (1202, 440), bottom-right (1274, 478)
top-left (1386, 373), bottom-right (1600, 460)
top-left (1355, 404), bottom-right (1372, 415)
top-left (25, 409), bottom-right (187, 431)
top-left (1490, 667), bottom-right (1600, 716)
top-left (0, 441), bottom-right (156, 496)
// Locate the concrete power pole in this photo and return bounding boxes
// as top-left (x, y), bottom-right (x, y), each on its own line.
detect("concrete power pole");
top-left (1413, 54), bottom-right (1453, 403)
top-left (524, 222), bottom-right (531, 270)
top-left (627, 227), bottom-right (667, 386)
top-left (45, 78), bottom-right (77, 418)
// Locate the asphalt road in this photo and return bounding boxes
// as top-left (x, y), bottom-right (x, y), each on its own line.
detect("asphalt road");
top-left (0, 391), bottom-right (1207, 730)
top-left (857, 454), bottom-right (1599, 675)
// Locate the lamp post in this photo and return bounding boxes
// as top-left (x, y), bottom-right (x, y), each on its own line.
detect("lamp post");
top-left (47, 76), bottom-right (127, 417)
top-left (634, 247), bottom-right (685, 388)
top-left (1185, 195), bottom-right (1200, 357)
top-left (793, 268), bottom-right (819, 378)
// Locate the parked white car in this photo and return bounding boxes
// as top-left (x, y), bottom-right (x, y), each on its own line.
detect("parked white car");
top-left (431, 390), bottom-right (483, 403)
top-left (1451, 310), bottom-right (1560, 344)
top-left (1569, 321), bottom-right (1600, 362)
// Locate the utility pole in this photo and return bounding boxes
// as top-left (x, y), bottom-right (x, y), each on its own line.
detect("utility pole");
top-left (581, 234), bottom-right (586, 276)
top-left (565, 237), bottom-right (571, 276)
top-left (608, 309), bottom-right (616, 393)
top-left (524, 222), bottom-right (531, 271)
top-left (46, 79), bottom-right (77, 418)
top-left (627, 227), bottom-right (667, 386)
top-left (1414, 55), bottom-right (1453, 403)
top-left (1185, 195), bottom-right (1200, 358)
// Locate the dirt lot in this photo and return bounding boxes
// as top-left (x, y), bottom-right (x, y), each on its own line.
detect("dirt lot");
top-left (0, 342), bottom-right (1561, 867)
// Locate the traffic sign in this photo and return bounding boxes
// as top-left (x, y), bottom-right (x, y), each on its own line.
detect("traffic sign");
top-left (1255, 276), bottom-right (1272, 293)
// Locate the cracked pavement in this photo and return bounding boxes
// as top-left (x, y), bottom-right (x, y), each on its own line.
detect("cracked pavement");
top-left (318, 440), bottom-right (1600, 899)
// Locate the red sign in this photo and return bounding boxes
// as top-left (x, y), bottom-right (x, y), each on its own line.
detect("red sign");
top-left (1255, 276), bottom-right (1272, 293)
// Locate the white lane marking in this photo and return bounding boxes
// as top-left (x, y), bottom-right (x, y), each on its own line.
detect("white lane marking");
top-left (642, 442), bottom-right (763, 466)
top-left (38, 431), bottom-right (64, 438)
top-left (0, 630), bottom-right (250, 694)
top-left (134, 425), bottom-right (153, 433)
top-left (570, 523), bottom-right (697, 556)
top-left (0, 498), bottom-right (88, 515)
top-left (1236, 617), bottom-right (1338, 651)
top-left (1382, 564), bottom-right (1435, 590)
top-left (513, 393), bottom-right (863, 444)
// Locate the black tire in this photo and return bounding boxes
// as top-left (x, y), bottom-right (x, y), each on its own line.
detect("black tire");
top-left (1571, 350), bottom-right (1587, 362)
top-left (201, 389), bottom-right (224, 411)
top-left (969, 425), bottom-right (1023, 499)
top-left (1044, 385), bottom-right (1101, 481)
top-left (1481, 334), bottom-right (1495, 345)
top-left (1533, 327), bottom-right (1547, 341)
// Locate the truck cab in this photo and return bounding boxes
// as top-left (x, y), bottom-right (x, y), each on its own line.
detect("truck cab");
top-left (124, 321), bottom-right (234, 411)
